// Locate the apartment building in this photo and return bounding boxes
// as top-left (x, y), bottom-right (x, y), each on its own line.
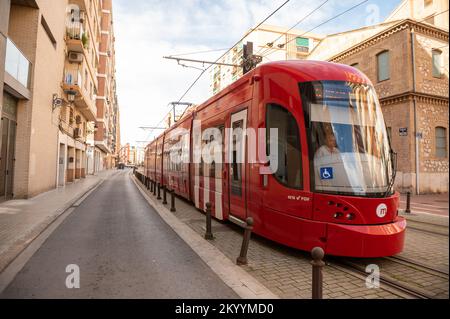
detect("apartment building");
top-left (94, 0), bottom-right (119, 170)
top-left (0, 0), bottom-right (120, 201)
top-left (210, 25), bottom-right (323, 95)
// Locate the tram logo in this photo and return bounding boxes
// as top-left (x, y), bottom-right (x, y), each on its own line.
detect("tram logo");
top-left (320, 167), bottom-right (333, 180)
top-left (376, 203), bottom-right (388, 218)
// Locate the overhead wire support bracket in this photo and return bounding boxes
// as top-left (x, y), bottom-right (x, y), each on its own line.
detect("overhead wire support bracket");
top-left (163, 56), bottom-right (241, 68)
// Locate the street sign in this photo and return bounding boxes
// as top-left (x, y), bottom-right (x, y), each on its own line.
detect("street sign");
top-left (399, 127), bottom-right (408, 136)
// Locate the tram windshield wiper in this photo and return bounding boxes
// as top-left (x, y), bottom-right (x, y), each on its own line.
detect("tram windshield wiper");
top-left (384, 149), bottom-right (397, 197)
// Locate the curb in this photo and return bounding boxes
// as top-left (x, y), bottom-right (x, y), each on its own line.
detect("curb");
top-left (130, 173), bottom-right (278, 299)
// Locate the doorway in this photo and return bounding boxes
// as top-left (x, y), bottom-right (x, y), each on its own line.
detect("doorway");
top-left (0, 93), bottom-right (18, 201)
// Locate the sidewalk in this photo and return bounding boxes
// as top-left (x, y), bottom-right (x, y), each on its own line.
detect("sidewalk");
top-left (0, 170), bottom-right (117, 274)
top-left (398, 193), bottom-right (449, 217)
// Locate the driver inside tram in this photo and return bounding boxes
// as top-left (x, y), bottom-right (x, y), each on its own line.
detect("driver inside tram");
top-left (314, 125), bottom-right (340, 159)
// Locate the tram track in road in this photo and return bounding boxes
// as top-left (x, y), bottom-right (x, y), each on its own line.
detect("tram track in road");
top-left (386, 255), bottom-right (449, 277)
top-left (329, 255), bottom-right (449, 299)
top-left (406, 220), bottom-right (449, 237)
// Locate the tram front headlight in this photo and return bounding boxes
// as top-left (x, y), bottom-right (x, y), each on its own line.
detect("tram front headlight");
top-left (333, 212), bottom-right (343, 219)
top-left (346, 213), bottom-right (355, 220)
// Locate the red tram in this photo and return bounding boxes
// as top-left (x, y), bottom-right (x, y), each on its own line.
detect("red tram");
top-left (143, 60), bottom-right (406, 257)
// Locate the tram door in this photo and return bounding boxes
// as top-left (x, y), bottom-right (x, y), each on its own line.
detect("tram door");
top-left (226, 109), bottom-right (248, 221)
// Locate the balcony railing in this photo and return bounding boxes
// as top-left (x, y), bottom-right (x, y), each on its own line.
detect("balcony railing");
top-left (66, 12), bottom-right (89, 50)
top-left (64, 68), bottom-right (83, 88)
top-left (5, 38), bottom-right (31, 88)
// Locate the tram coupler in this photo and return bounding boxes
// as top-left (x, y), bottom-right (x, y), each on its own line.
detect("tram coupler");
top-left (162, 185), bottom-right (167, 205)
top-left (204, 202), bottom-right (214, 240)
top-left (405, 191), bottom-right (411, 213)
top-left (311, 247), bottom-right (325, 299)
top-left (236, 217), bottom-right (254, 266)
top-left (170, 190), bottom-right (176, 212)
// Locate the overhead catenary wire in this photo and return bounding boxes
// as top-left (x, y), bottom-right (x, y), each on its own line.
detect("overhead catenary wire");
top-left (255, 0), bottom-right (330, 58)
top-left (168, 47), bottom-right (229, 57)
top-left (261, 0), bottom-right (370, 59)
top-left (142, 0), bottom-right (291, 142)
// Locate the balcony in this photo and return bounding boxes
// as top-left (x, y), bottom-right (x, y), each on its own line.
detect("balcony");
top-left (65, 14), bottom-right (89, 53)
top-left (62, 68), bottom-right (97, 121)
top-left (5, 38), bottom-right (31, 88)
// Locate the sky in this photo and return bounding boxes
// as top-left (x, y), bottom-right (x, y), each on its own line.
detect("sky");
top-left (113, 0), bottom-right (402, 146)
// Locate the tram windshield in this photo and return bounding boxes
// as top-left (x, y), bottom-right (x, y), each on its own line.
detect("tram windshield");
top-left (300, 80), bottom-right (394, 197)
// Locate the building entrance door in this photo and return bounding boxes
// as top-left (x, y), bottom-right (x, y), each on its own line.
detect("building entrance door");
top-left (0, 93), bottom-right (18, 201)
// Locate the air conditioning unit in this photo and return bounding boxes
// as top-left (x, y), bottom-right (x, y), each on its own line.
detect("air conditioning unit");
top-left (68, 51), bottom-right (83, 63)
top-left (73, 128), bottom-right (81, 138)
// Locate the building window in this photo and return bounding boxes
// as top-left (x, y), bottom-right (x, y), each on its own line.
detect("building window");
top-left (424, 0), bottom-right (433, 8)
top-left (436, 127), bottom-right (447, 158)
top-left (432, 49), bottom-right (442, 78)
top-left (350, 62), bottom-right (359, 69)
top-left (296, 37), bottom-right (309, 53)
top-left (266, 103), bottom-right (302, 189)
top-left (377, 50), bottom-right (390, 82)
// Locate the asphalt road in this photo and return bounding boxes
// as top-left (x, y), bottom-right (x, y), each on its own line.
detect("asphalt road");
top-left (0, 169), bottom-right (238, 298)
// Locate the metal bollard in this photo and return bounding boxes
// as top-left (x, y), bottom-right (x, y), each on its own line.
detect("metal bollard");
top-left (204, 202), bottom-right (214, 240)
top-left (170, 190), bottom-right (176, 212)
top-left (150, 180), bottom-right (154, 193)
top-left (405, 191), bottom-right (411, 214)
top-left (157, 183), bottom-right (162, 200)
top-left (236, 217), bottom-right (254, 266)
top-left (153, 181), bottom-right (157, 196)
top-left (311, 247), bottom-right (325, 299)
top-left (162, 185), bottom-right (167, 205)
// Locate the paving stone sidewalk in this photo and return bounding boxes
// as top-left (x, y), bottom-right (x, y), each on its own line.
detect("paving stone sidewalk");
top-left (134, 175), bottom-right (409, 299)
top-left (0, 169), bottom-right (118, 273)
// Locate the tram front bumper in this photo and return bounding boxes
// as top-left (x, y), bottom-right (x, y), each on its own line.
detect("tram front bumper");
top-left (325, 217), bottom-right (406, 257)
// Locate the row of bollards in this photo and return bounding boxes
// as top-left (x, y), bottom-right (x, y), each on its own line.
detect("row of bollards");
top-left (135, 171), bottom-right (177, 213)
top-left (202, 201), bottom-right (325, 299)
top-left (135, 172), bottom-right (325, 299)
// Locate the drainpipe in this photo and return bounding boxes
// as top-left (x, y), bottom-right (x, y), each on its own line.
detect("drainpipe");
top-left (410, 26), bottom-right (420, 195)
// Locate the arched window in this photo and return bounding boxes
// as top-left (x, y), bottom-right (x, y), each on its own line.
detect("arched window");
top-left (377, 50), bottom-right (390, 82)
top-left (435, 126), bottom-right (447, 158)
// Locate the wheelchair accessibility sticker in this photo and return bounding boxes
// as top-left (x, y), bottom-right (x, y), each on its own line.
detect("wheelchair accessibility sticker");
top-left (320, 167), bottom-right (333, 180)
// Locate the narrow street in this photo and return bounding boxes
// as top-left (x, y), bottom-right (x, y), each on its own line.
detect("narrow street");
top-left (0, 169), bottom-right (238, 298)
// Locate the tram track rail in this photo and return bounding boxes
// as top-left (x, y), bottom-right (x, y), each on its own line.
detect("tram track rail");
top-left (386, 255), bottom-right (449, 277)
top-left (329, 254), bottom-right (449, 299)
top-left (406, 220), bottom-right (449, 237)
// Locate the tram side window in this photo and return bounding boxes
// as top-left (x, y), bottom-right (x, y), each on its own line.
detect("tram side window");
top-left (266, 104), bottom-right (302, 189)
top-left (231, 120), bottom-right (243, 196)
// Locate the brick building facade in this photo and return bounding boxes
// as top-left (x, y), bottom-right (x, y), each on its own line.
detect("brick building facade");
top-left (319, 19), bottom-right (448, 194)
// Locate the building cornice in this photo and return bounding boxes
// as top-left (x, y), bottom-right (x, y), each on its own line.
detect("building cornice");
top-left (380, 91), bottom-right (449, 106)
top-left (330, 19), bottom-right (449, 63)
